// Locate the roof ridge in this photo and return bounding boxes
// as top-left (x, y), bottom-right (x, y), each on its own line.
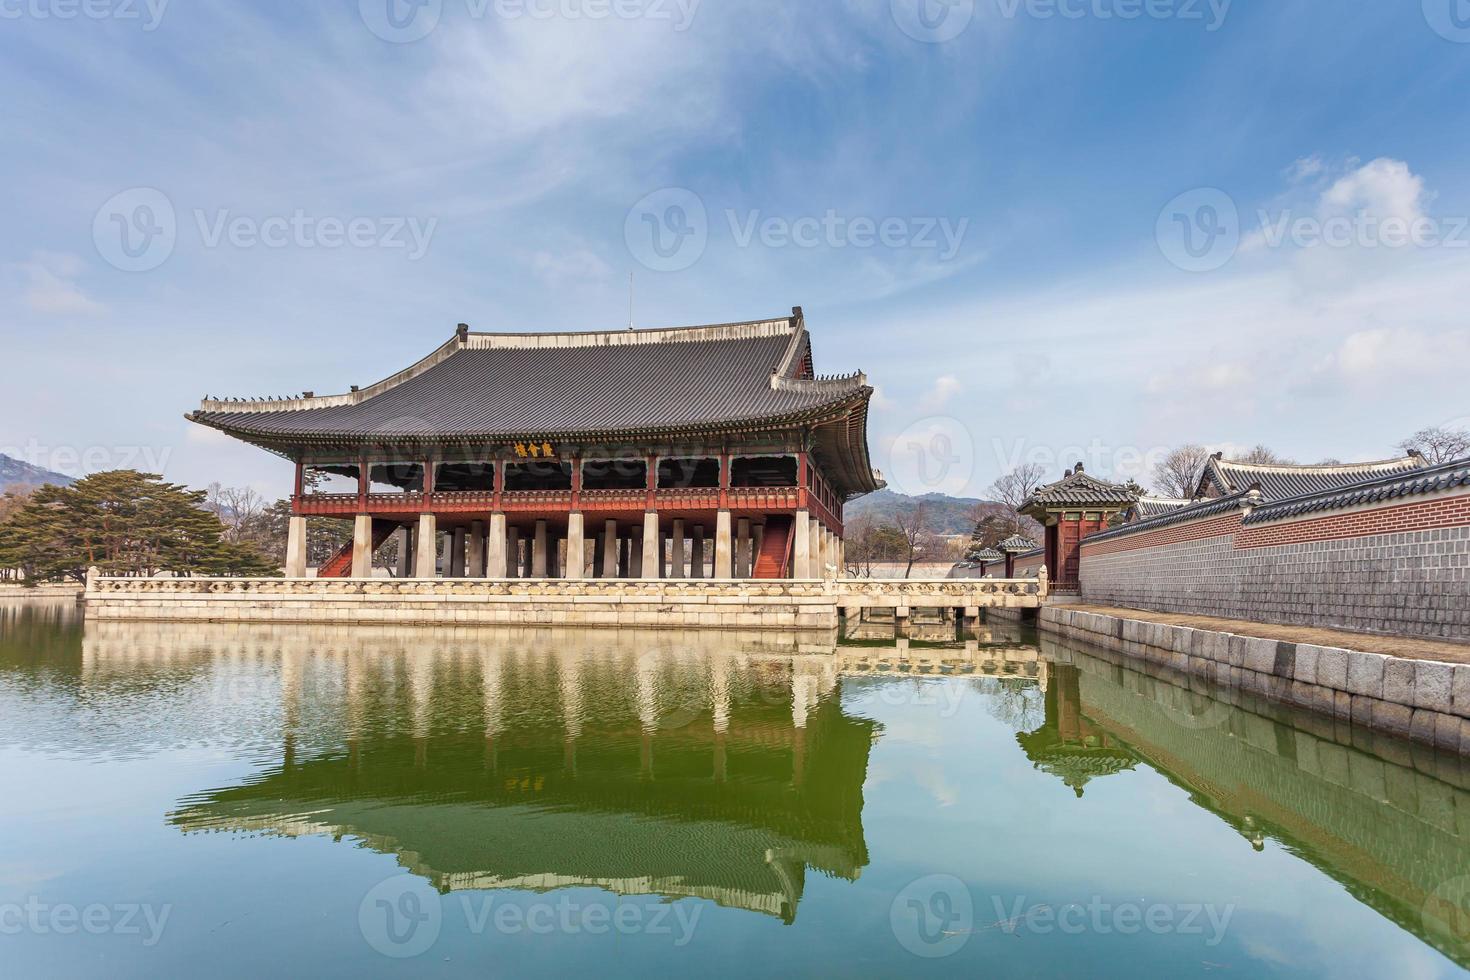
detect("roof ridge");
top-left (1216, 455), bottom-right (1423, 474)
top-left (464, 315), bottom-right (797, 350)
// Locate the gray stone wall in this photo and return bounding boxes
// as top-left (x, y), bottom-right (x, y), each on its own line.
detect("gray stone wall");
top-left (1080, 525), bottom-right (1470, 640)
top-left (1042, 606), bottom-right (1470, 754)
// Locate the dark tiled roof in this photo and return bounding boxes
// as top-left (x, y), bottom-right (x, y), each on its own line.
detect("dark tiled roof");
top-left (1020, 468), bottom-right (1137, 515)
top-left (999, 535), bottom-right (1037, 553)
top-left (1128, 497), bottom-right (1192, 520)
top-left (1082, 490), bottom-right (1258, 545)
top-left (1243, 456), bottom-right (1470, 525)
top-left (192, 316), bottom-right (866, 442)
top-left (1197, 454), bottom-right (1427, 502)
top-left (966, 548), bottom-right (1004, 562)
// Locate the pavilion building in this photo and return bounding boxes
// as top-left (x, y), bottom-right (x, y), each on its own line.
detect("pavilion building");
top-left (189, 309), bottom-right (880, 581)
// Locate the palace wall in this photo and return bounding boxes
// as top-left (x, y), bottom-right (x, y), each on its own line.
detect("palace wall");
top-left (1077, 487), bottom-right (1470, 641)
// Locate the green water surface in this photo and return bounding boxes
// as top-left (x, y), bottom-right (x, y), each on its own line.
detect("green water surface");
top-left (1, 598), bottom-right (1467, 978)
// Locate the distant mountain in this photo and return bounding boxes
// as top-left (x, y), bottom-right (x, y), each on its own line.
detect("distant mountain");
top-left (845, 490), bottom-right (1002, 536)
top-left (0, 454), bottom-right (76, 492)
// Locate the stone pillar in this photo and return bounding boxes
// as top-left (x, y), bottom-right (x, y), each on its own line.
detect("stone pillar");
top-left (810, 517), bottom-right (823, 579)
top-left (522, 532), bottom-right (535, 578)
top-left (548, 531), bottom-right (561, 579)
top-left (417, 514), bottom-right (438, 578)
top-left (533, 520), bottom-right (549, 578)
top-left (507, 527), bottom-right (521, 579)
top-left (468, 521), bottom-right (485, 578)
top-left (752, 523), bottom-right (765, 575)
top-left (285, 515), bottom-right (308, 578)
top-left (618, 535), bottom-right (631, 578)
top-left (715, 510), bottom-right (733, 580)
top-left (669, 519), bottom-right (685, 578)
top-left (735, 518), bottom-right (752, 578)
top-left (351, 515), bottom-right (374, 578)
top-left (690, 525), bottom-right (705, 579)
top-left (602, 520), bottom-right (619, 579)
top-left (489, 513), bottom-right (507, 578)
top-left (396, 526), bottom-right (414, 578)
top-left (451, 527), bottom-right (467, 578)
top-left (642, 512), bottom-right (660, 580)
top-left (629, 531), bottom-right (643, 578)
top-left (566, 512), bottom-right (585, 579)
top-left (793, 509), bottom-right (811, 579)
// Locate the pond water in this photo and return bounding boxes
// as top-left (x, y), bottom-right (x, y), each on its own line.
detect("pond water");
top-left (2, 598), bottom-right (1468, 978)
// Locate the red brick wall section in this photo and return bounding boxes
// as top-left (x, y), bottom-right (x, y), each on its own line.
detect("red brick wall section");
top-left (1080, 492), bottom-right (1470, 557)
top-left (1082, 513), bottom-right (1244, 557)
top-left (1235, 494), bottom-right (1470, 549)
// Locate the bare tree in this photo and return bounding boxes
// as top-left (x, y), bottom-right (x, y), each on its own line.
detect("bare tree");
top-left (1399, 426), bottom-right (1470, 464)
top-left (1231, 445), bottom-right (1295, 465)
top-left (988, 463), bottom-right (1047, 537)
top-left (893, 501), bottom-right (932, 579)
top-left (205, 484), bottom-right (267, 544)
top-left (1151, 444), bottom-right (1212, 499)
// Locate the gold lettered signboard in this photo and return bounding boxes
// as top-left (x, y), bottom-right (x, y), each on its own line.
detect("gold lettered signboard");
top-left (510, 441), bottom-right (558, 459)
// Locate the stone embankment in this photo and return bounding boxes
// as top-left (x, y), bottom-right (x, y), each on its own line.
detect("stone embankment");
top-left (1042, 606), bottom-right (1470, 754)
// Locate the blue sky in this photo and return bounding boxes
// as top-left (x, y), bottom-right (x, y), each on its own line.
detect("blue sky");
top-left (4, 0), bottom-right (1469, 499)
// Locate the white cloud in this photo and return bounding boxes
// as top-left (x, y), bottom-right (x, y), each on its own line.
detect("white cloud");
top-left (9, 251), bottom-right (105, 316)
top-left (1318, 157), bottom-right (1427, 224)
top-left (917, 374), bottom-right (962, 413)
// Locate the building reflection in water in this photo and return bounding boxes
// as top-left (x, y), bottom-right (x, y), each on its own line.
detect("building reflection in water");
top-left (141, 625), bottom-right (873, 924)
top-left (52, 614), bottom-right (1470, 962)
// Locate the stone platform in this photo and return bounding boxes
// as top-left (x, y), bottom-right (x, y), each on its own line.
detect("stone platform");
top-left (83, 574), bottom-right (1047, 631)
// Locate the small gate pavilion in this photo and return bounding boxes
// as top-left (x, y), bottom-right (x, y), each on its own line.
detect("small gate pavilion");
top-left (189, 310), bottom-right (880, 580)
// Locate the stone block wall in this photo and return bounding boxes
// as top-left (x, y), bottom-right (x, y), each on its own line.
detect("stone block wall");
top-left (1079, 491), bottom-right (1470, 640)
top-left (1042, 606), bottom-right (1470, 753)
